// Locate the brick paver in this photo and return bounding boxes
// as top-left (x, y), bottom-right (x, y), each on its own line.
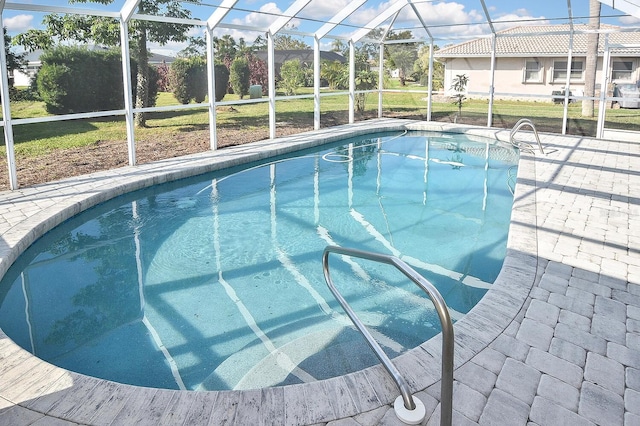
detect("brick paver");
top-left (0, 123), bottom-right (638, 425)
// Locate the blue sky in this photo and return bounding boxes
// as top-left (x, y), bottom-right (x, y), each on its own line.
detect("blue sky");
top-left (3, 0), bottom-right (639, 55)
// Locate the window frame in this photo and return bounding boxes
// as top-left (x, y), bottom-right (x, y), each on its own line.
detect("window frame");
top-left (552, 59), bottom-right (585, 83)
top-left (523, 59), bottom-right (544, 83)
top-left (611, 59), bottom-right (634, 82)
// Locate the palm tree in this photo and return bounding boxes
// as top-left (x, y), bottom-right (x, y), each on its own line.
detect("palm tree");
top-left (582, 0), bottom-right (601, 117)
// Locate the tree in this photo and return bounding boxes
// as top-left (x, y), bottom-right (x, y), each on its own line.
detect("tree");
top-left (321, 60), bottom-right (345, 90)
top-left (245, 52), bottom-right (268, 94)
top-left (178, 36), bottom-right (206, 59)
top-left (212, 34), bottom-right (239, 64)
top-left (354, 70), bottom-right (377, 112)
top-left (230, 57), bottom-right (250, 99)
top-left (4, 27), bottom-right (27, 85)
top-left (414, 44), bottom-right (444, 89)
top-left (385, 30), bottom-right (421, 86)
top-left (14, 0), bottom-right (199, 127)
top-left (279, 59), bottom-right (304, 95)
top-left (330, 40), bottom-right (346, 54)
top-left (582, 0), bottom-right (601, 117)
top-left (273, 34), bottom-right (310, 50)
top-left (252, 35), bottom-right (267, 51)
top-left (451, 74), bottom-right (468, 116)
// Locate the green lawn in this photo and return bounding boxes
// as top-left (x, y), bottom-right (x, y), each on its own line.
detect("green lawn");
top-left (2, 88), bottom-right (639, 158)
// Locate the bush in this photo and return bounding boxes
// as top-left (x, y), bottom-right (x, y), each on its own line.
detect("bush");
top-left (279, 59), bottom-right (304, 96)
top-left (230, 58), bottom-right (250, 99)
top-left (168, 59), bottom-right (191, 104)
top-left (246, 53), bottom-right (267, 95)
top-left (146, 65), bottom-right (160, 106)
top-left (168, 57), bottom-right (225, 104)
top-left (155, 62), bottom-right (170, 92)
top-left (187, 58), bottom-right (207, 103)
top-left (35, 46), bottom-right (156, 114)
top-left (214, 64), bottom-right (229, 102)
top-left (36, 63), bottom-right (72, 114)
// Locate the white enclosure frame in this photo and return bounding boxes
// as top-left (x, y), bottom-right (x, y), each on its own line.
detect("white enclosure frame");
top-left (1, 0), bottom-right (639, 189)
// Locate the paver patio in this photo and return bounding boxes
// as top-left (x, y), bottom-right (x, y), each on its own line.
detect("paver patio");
top-left (0, 119), bottom-right (638, 425)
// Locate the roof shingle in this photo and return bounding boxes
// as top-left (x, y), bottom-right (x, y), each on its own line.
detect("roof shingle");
top-left (435, 24), bottom-right (640, 57)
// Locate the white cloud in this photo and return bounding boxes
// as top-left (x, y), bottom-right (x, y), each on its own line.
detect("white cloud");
top-left (232, 2), bottom-right (282, 29)
top-left (344, 1), bottom-right (486, 40)
top-left (492, 9), bottom-right (549, 31)
top-left (619, 15), bottom-right (640, 25)
top-left (4, 14), bottom-right (35, 32)
top-left (299, 0), bottom-right (353, 21)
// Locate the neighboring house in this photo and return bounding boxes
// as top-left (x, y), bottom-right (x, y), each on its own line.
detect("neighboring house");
top-left (12, 47), bottom-right (176, 87)
top-left (434, 24), bottom-right (640, 101)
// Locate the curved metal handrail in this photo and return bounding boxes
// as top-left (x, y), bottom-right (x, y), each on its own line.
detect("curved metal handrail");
top-left (510, 118), bottom-right (545, 154)
top-left (322, 245), bottom-right (454, 426)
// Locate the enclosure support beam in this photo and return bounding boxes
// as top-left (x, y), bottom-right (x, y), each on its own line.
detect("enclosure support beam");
top-left (206, 30), bottom-right (218, 150)
top-left (205, 0), bottom-right (237, 147)
top-left (596, 35), bottom-right (610, 139)
top-left (119, 18), bottom-right (136, 166)
top-left (313, 37), bottom-right (321, 130)
top-left (0, 13), bottom-right (18, 189)
top-left (562, 0), bottom-right (575, 135)
top-left (267, 32), bottom-right (277, 139)
top-left (349, 40), bottom-right (355, 124)
top-left (426, 40), bottom-right (434, 121)
top-left (487, 34), bottom-right (497, 127)
top-left (378, 43), bottom-right (384, 118)
top-left (479, 0), bottom-right (496, 128)
top-left (314, 0), bottom-right (367, 129)
top-left (267, 0), bottom-right (312, 139)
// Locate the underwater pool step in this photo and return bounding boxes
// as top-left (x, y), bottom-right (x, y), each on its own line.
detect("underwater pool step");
top-left (197, 325), bottom-right (405, 391)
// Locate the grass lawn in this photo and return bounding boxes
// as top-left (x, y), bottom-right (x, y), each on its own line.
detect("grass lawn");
top-left (2, 87), bottom-right (640, 159)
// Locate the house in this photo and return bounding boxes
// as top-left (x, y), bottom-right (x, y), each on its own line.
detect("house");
top-left (434, 24), bottom-right (640, 101)
top-left (11, 47), bottom-right (176, 87)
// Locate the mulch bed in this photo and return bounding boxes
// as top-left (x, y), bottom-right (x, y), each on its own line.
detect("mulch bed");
top-left (0, 124), bottom-right (317, 191)
top-left (1, 110), bottom-right (514, 191)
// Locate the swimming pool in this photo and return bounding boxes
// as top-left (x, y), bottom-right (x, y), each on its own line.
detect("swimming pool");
top-left (0, 130), bottom-right (518, 392)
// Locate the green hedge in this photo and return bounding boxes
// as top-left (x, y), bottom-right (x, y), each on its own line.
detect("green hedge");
top-left (169, 58), bottom-right (229, 104)
top-left (36, 46), bottom-right (158, 114)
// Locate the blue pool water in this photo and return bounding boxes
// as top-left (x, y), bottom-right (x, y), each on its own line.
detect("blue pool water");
top-left (0, 131), bottom-right (518, 391)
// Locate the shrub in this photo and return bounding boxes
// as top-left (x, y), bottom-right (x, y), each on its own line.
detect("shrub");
top-left (36, 63), bottom-right (71, 114)
top-left (187, 58), bottom-right (207, 103)
top-left (246, 53), bottom-right (267, 94)
top-left (146, 65), bottom-right (160, 107)
top-left (214, 63), bottom-right (229, 102)
top-left (230, 57), bottom-right (250, 99)
top-left (168, 57), bottom-right (220, 104)
top-left (279, 59), bottom-right (304, 96)
top-left (35, 46), bottom-right (156, 114)
top-left (168, 59), bottom-right (191, 104)
top-left (155, 62), bottom-right (170, 92)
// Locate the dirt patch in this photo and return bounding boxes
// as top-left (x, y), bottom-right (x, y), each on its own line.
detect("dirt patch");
top-left (1, 109), bottom-right (542, 191)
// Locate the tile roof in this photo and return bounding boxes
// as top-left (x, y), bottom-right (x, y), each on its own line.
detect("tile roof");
top-left (435, 24), bottom-right (640, 58)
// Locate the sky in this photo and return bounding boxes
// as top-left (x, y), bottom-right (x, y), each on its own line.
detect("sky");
top-left (2, 0), bottom-right (640, 55)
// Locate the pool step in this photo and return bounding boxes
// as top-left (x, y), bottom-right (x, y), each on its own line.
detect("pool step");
top-left (197, 325), bottom-right (404, 391)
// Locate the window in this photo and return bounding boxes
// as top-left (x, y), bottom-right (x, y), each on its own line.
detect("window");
top-left (612, 60), bottom-right (634, 81)
top-left (524, 60), bottom-right (543, 83)
top-left (553, 60), bottom-right (584, 82)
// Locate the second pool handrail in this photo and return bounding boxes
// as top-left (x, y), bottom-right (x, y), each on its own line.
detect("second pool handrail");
top-left (322, 245), bottom-right (454, 426)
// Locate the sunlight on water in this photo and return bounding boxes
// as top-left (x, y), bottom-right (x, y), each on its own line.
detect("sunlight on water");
top-left (0, 131), bottom-right (518, 391)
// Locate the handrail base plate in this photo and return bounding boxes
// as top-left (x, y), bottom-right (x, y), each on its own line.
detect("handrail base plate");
top-left (394, 395), bottom-right (426, 425)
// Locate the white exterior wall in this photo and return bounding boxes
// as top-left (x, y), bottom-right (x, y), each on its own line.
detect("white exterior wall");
top-left (442, 56), bottom-right (639, 101)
